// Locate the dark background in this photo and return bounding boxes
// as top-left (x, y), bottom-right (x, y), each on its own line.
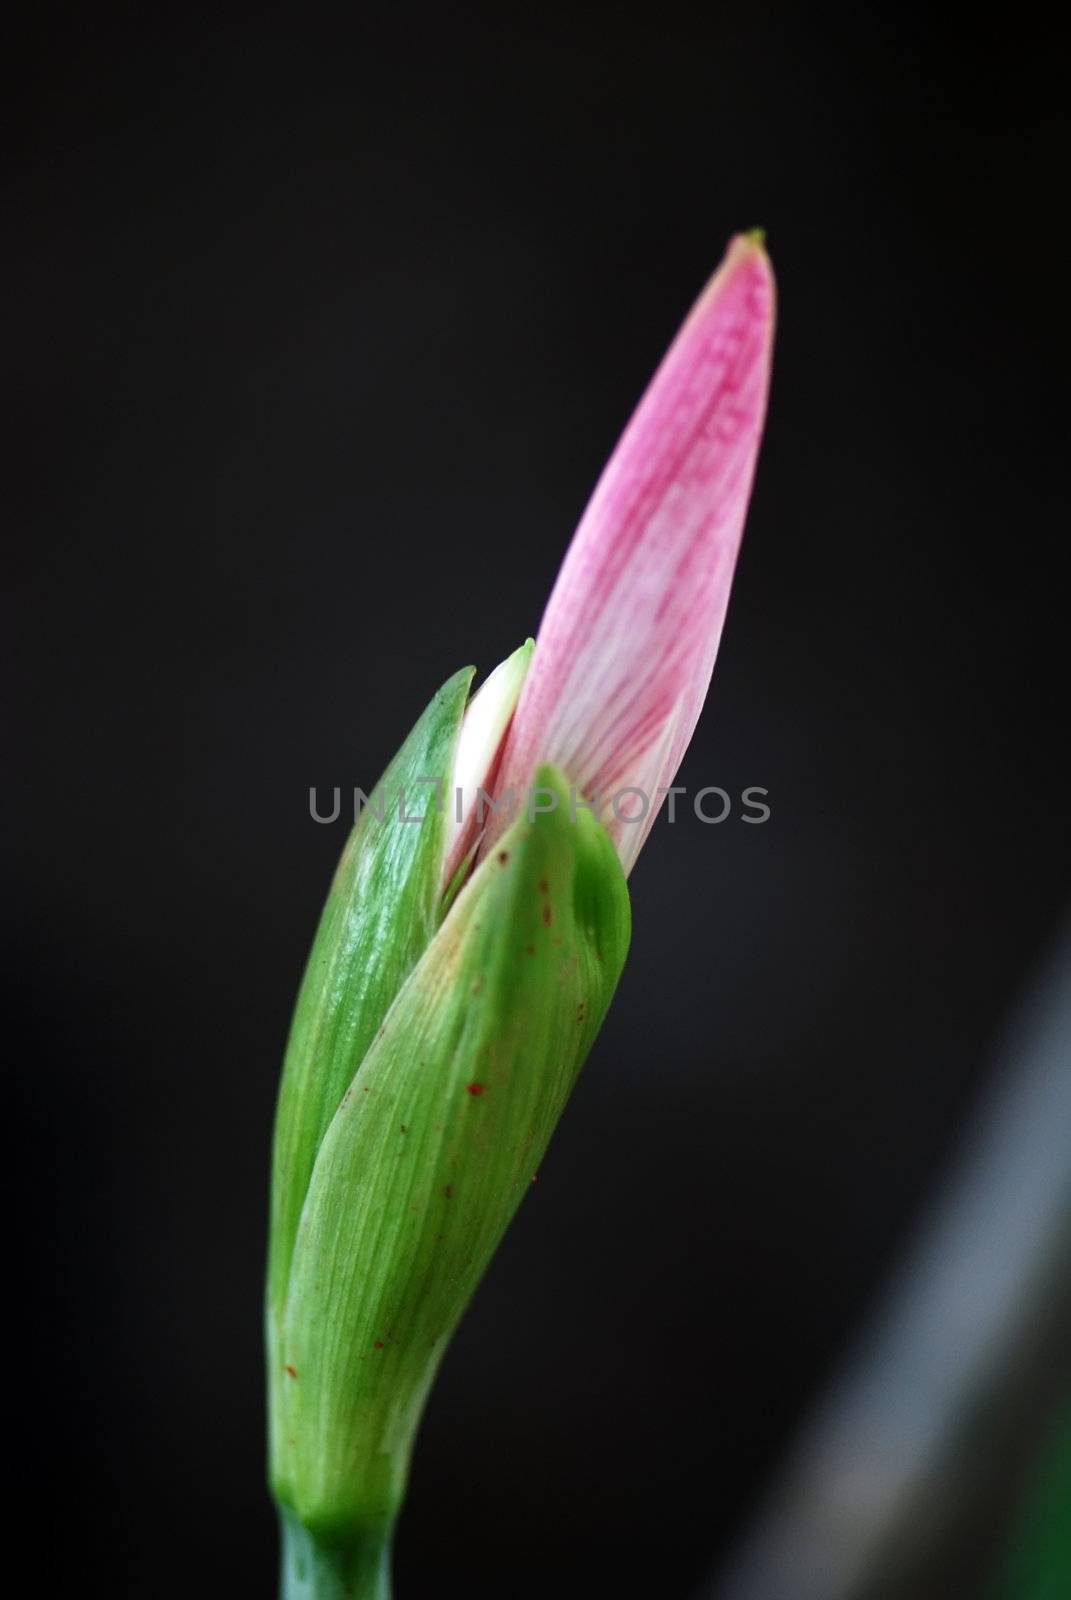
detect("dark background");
top-left (7, 7), bottom-right (1069, 1596)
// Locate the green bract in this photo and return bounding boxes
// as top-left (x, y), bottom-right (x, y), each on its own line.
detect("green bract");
top-left (267, 666), bottom-right (473, 1325)
top-left (266, 670), bottom-right (630, 1596)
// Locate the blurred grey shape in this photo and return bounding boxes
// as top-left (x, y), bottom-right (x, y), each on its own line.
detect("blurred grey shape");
top-left (707, 919), bottom-right (1071, 1600)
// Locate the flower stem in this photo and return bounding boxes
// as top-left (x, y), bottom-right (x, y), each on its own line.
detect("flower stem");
top-left (279, 1510), bottom-right (393, 1600)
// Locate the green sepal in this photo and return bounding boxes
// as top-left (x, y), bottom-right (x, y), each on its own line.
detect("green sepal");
top-left (270, 765), bottom-right (630, 1535)
top-left (267, 666), bottom-right (473, 1336)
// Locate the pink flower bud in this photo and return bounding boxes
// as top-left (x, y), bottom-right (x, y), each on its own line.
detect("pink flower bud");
top-left (484, 232), bottom-right (775, 874)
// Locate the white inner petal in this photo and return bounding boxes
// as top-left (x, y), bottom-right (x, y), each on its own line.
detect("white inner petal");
top-left (443, 641), bottom-right (532, 886)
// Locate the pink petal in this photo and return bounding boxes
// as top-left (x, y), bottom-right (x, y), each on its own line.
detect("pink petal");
top-left (483, 232), bottom-right (775, 873)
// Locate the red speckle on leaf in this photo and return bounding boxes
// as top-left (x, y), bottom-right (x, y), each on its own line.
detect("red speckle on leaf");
top-left (444, 1185), bottom-right (453, 1198)
top-left (530, 1174), bottom-right (538, 1183)
top-left (284, 1365), bottom-right (297, 1379)
top-left (538, 877), bottom-right (549, 893)
top-left (498, 851), bottom-right (509, 864)
top-left (525, 943), bottom-right (535, 956)
top-left (373, 1340), bottom-right (383, 1349)
top-left (465, 1081), bottom-right (486, 1096)
top-left (542, 903), bottom-right (552, 925)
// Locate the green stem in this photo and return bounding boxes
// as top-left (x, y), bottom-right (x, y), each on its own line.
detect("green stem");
top-left (279, 1509), bottom-right (393, 1600)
